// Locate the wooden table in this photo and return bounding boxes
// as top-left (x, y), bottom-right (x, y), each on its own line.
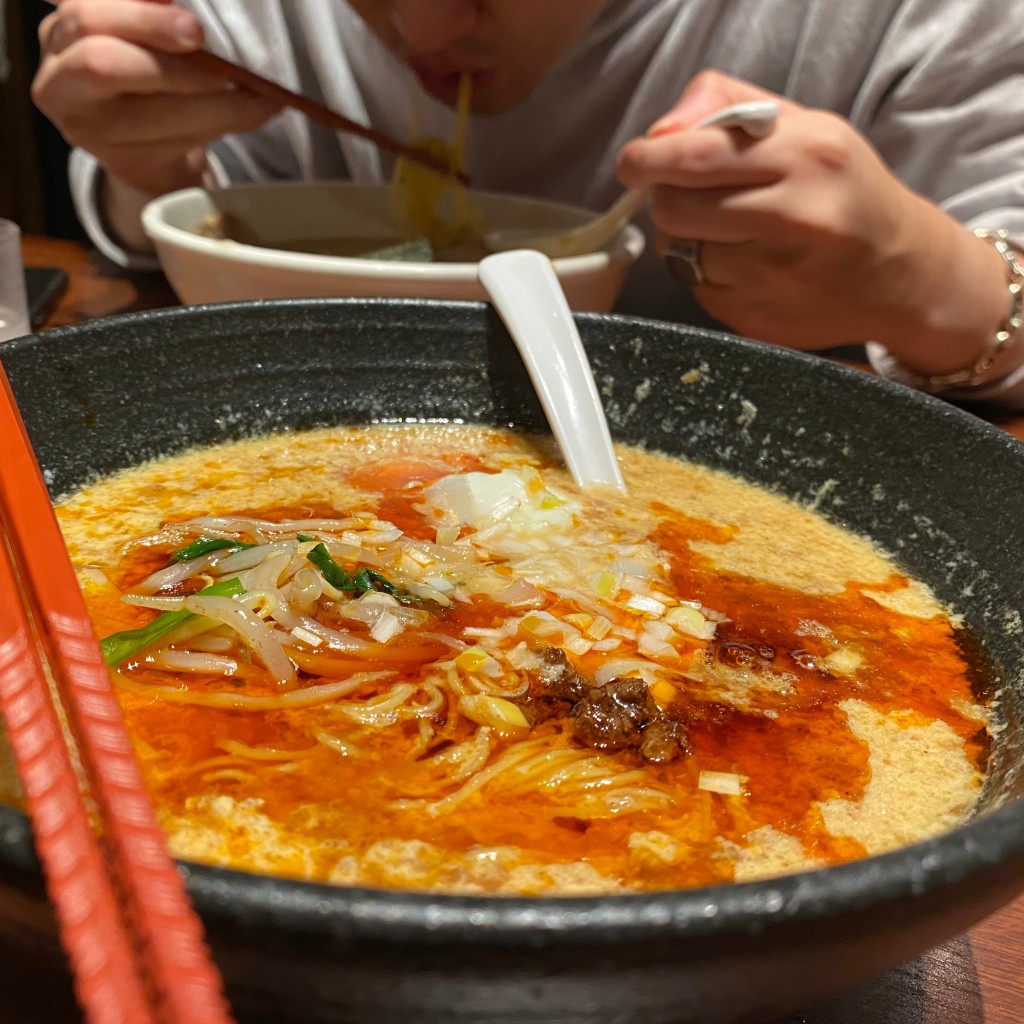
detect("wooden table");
top-left (16, 235), bottom-right (1024, 1023)
top-left (22, 233), bottom-right (180, 326)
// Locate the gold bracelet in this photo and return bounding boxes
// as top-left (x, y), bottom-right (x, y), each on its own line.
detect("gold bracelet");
top-left (909, 228), bottom-right (1024, 393)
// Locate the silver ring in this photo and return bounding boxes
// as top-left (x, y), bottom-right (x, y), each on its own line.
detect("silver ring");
top-left (664, 238), bottom-right (706, 286)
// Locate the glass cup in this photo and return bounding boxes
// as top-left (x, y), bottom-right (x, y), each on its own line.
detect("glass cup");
top-left (0, 219), bottom-right (31, 343)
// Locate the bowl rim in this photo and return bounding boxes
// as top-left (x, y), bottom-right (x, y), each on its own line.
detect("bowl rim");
top-left (140, 182), bottom-right (647, 281)
top-left (4, 297), bottom-right (1024, 948)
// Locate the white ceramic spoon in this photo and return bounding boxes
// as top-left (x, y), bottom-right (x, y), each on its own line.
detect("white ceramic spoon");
top-left (478, 249), bottom-right (626, 491)
top-left (485, 100), bottom-right (780, 259)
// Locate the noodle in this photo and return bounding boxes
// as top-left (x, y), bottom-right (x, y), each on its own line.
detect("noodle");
top-left (396, 737), bottom-right (672, 818)
top-left (314, 729), bottom-right (366, 759)
top-left (218, 739), bottom-right (318, 762)
top-left (332, 682), bottom-right (418, 726)
top-left (390, 73), bottom-right (483, 255)
top-left (115, 673), bottom-right (393, 710)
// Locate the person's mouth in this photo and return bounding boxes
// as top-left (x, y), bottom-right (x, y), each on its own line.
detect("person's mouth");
top-left (409, 62), bottom-right (496, 100)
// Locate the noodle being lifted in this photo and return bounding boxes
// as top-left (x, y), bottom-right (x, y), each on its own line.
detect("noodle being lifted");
top-left (388, 73), bottom-right (485, 259)
top-left (198, 75), bottom-right (485, 263)
top-left (55, 424), bottom-right (989, 896)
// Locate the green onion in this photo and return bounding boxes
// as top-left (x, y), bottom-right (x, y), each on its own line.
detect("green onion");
top-left (353, 568), bottom-right (398, 595)
top-left (170, 537), bottom-right (256, 563)
top-left (100, 577), bottom-right (245, 667)
top-left (306, 543), bottom-right (355, 591)
top-left (306, 546), bottom-right (411, 600)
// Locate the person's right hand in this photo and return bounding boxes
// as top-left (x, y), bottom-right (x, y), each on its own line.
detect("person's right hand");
top-left (32, 0), bottom-right (281, 197)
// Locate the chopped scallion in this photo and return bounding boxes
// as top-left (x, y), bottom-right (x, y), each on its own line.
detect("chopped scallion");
top-left (170, 537), bottom-right (256, 563)
top-left (306, 543), bottom-right (354, 590)
top-left (100, 577), bottom-right (245, 667)
top-left (353, 568), bottom-right (398, 595)
top-left (306, 546), bottom-right (412, 602)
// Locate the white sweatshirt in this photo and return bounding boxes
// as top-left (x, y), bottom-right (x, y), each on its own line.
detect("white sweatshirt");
top-left (71, 0), bottom-right (1024, 405)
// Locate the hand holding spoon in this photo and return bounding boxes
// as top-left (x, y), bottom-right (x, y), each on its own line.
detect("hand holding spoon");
top-left (484, 100), bottom-right (780, 259)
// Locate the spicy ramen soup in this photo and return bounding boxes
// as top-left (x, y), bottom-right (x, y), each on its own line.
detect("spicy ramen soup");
top-left (55, 425), bottom-right (989, 896)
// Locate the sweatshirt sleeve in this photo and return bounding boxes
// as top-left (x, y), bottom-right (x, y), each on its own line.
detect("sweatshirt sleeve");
top-left (69, 149), bottom-right (162, 271)
top-left (70, 145), bottom-right (244, 270)
top-left (855, 0), bottom-right (1024, 406)
top-left (866, 343), bottom-right (1024, 411)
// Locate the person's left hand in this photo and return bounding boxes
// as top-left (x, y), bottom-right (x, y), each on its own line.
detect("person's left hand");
top-left (616, 70), bottom-right (963, 352)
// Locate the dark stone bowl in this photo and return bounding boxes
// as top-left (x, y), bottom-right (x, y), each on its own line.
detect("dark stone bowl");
top-left (2, 298), bottom-right (1023, 1024)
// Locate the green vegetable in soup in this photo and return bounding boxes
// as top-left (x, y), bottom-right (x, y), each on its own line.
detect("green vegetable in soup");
top-left (170, 537), bottom-right (256, 563)
top-left (101, 577), bottom-right (246, 666)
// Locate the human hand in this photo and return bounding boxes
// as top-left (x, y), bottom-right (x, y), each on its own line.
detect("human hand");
top-left (616, 70), bottom-right (1003, 362)
top-left (32, 0), bottom-right (281, 197)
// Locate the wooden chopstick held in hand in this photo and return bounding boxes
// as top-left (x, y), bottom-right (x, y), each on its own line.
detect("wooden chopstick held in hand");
top-left (185, 49), bottom-right (471, 185)
top-left (0, 364), bottom-right (235, 1024)
top-left (39, 0), bottom-right (468, 183)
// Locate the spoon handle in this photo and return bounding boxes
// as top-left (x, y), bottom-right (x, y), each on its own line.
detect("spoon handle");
top-left (693, 100), bottom-right (779, 138)
top-left (606, 103), bottom-right (780, 230)
top-left (478, 250), bottom-right (626, 491)
top-left (602, 103), bottom-right (779, 233)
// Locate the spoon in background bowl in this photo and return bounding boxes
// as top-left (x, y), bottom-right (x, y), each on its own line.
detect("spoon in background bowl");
top-left (478, 249), bottom-right (626, 492)
top-left (484, 100), bottom-right (780, 259)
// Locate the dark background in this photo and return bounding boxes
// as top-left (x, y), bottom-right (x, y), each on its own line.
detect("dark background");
top-left (1, 0), bottom-right (85, 239)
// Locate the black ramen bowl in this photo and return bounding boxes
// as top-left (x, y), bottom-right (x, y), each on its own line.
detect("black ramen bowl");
top-left (2, 298), bottom-right (1024, 1024)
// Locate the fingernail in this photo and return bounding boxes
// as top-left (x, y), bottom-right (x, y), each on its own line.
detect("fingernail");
top-left (174, 15), bottom-right (203, 48)
top-left (648, 117), bottom-right (684, 139)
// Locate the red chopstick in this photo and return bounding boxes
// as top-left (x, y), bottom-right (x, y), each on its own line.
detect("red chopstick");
top-left (0, 363), bottom-right (235, 1024)
top-left (0, 536), bottom-right (156, 1024)
top-left (184, 49), bottom-right (471, 186)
